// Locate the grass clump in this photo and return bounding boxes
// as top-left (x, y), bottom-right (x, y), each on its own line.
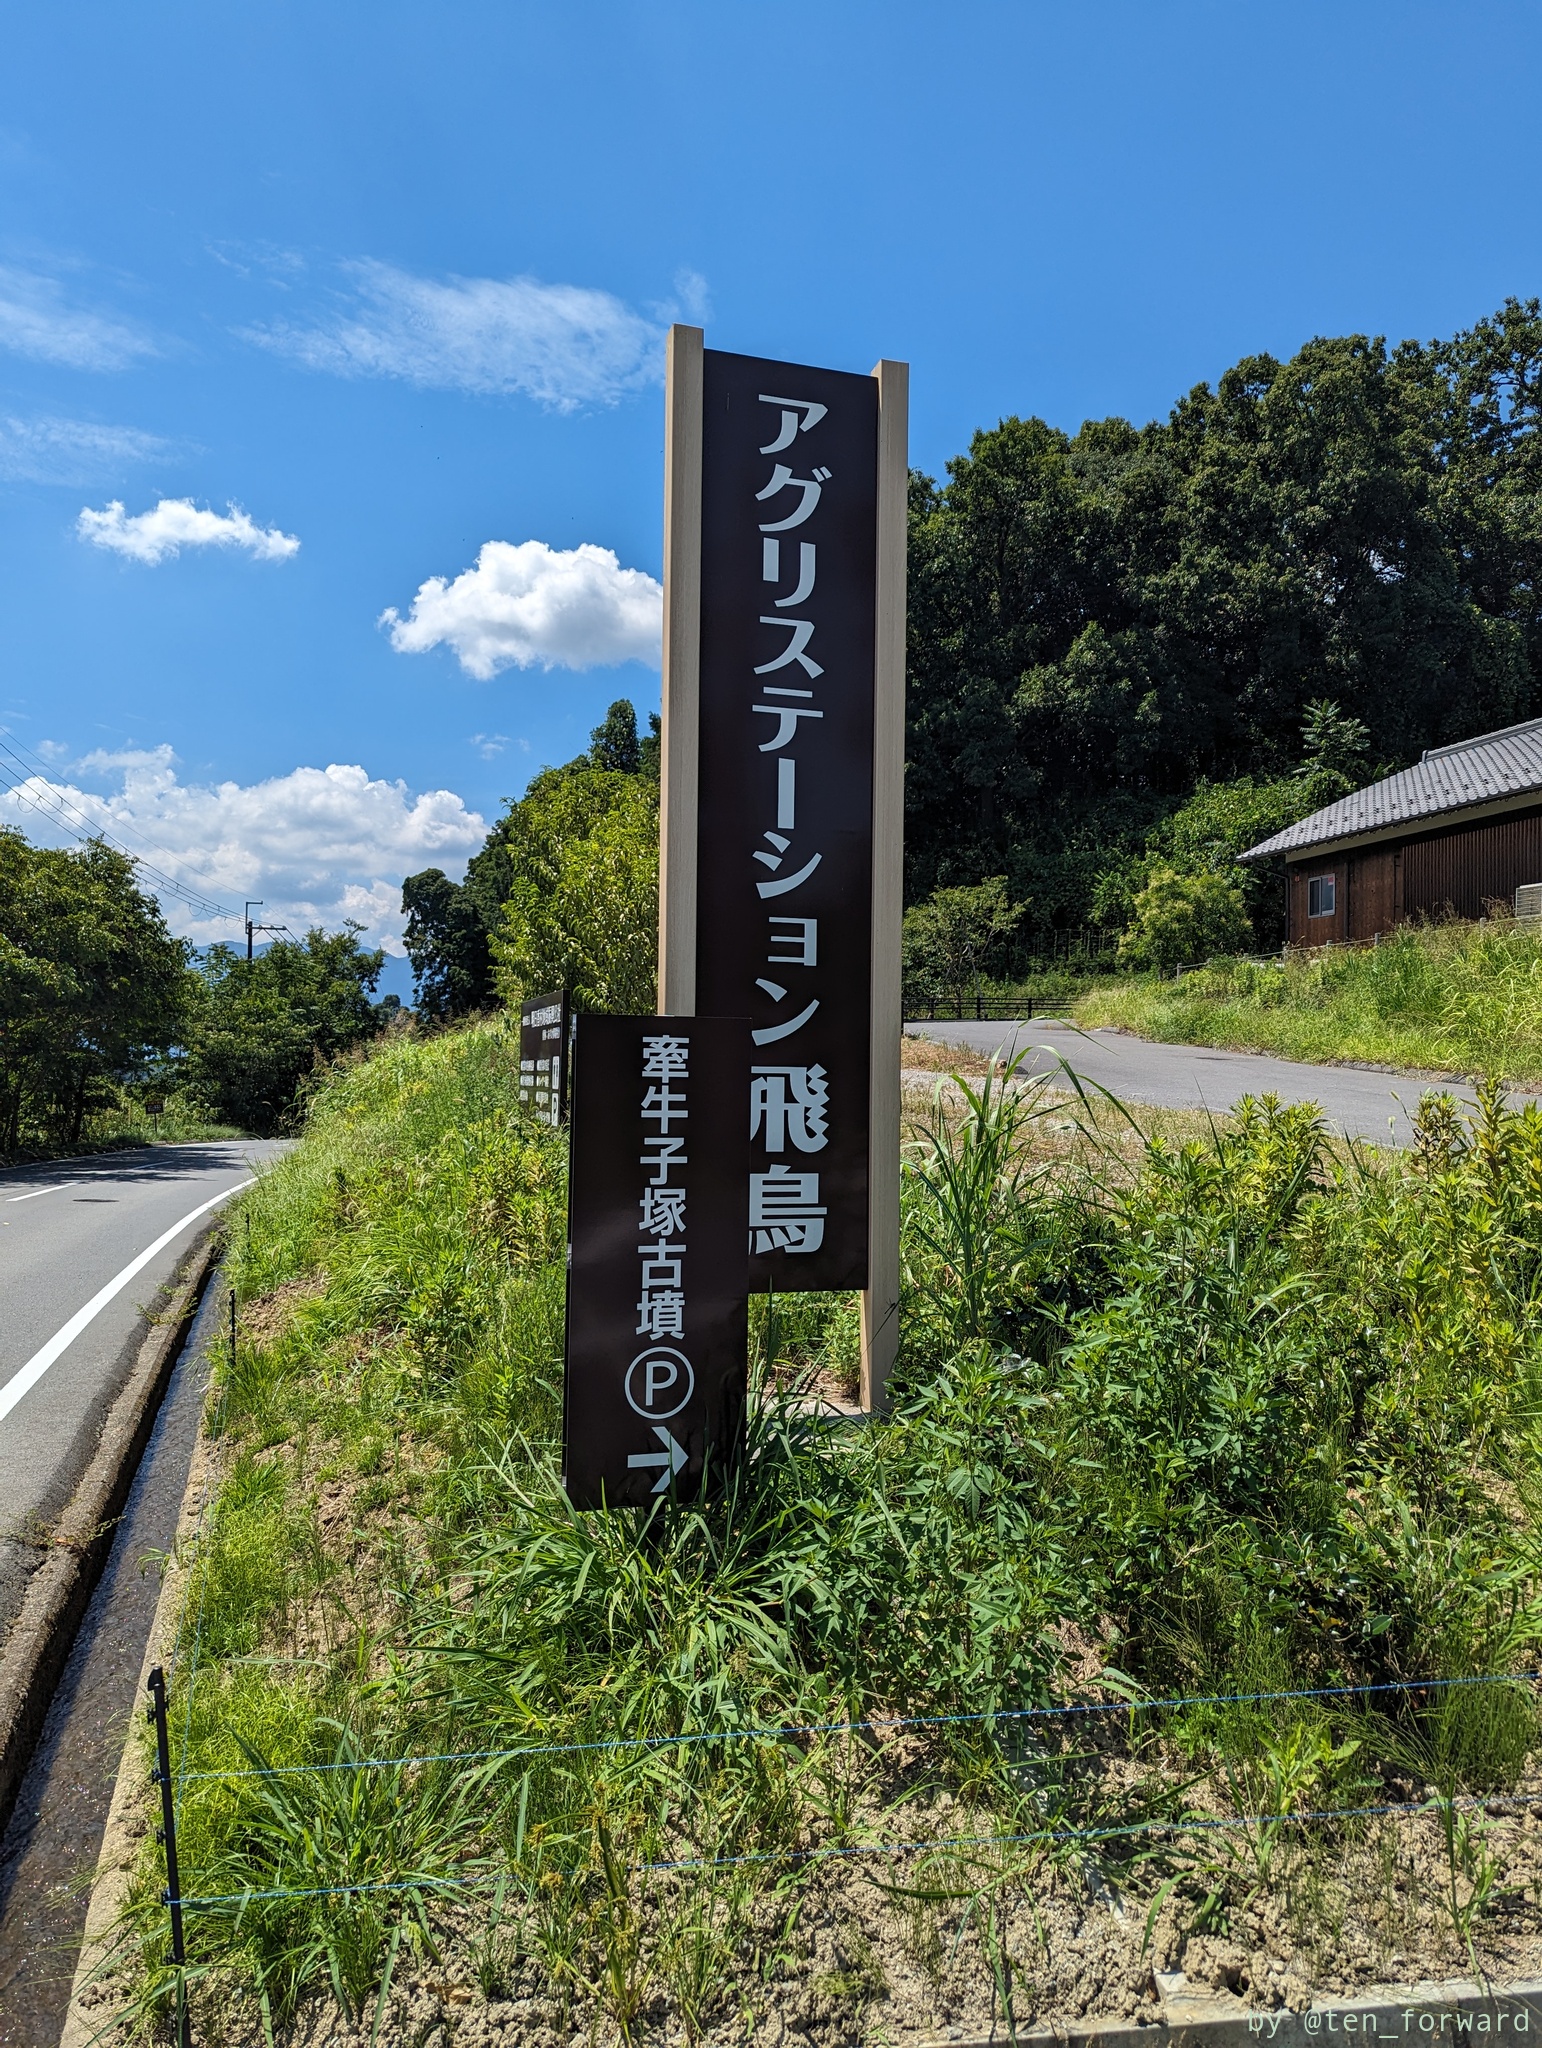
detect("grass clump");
top-left (1078, 916), bottom-right (1542, 1084)
top-left (117, 1019), bottom-right (1542, 2043)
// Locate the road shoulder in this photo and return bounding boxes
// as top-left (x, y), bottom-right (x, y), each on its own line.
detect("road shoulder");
top-left (60, 1338), bottom-right (223, 2047)
top-left (0, 1228), bottom-right (220, 1838)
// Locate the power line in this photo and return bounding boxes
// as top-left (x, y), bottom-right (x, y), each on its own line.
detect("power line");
top-left (0, 730), bottom-right (240, 914)
top-left (0, 770), bottom-right (234, 919)
top-left (0, 740), bottom-right (239, 920)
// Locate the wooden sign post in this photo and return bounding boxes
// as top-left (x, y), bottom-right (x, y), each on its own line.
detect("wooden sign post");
top-left (658, 327), bottom-right (908, 1411)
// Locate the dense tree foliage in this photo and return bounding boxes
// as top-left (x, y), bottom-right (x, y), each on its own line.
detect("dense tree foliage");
top-left (184, 926), bottom-right (392, 1136)
top-left (402, 699), bottom-right (659, 1018)
top-left (1116, 867), bottom-right (1252, 973)
top-left (585, 696), bottom-right (660, 776)
top-left (490, 764), bottom-right (658, 1012)
top-left (901, 875), bottom-right (1023, 1011)
top-left (0, 829), bottom-right (191, 1150)
top-left (906, 298), bottom-right (1542, 930)
top-left (401, 867), bottom-right (495, 1020)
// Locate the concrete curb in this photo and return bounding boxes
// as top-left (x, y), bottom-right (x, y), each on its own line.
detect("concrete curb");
top-left (60, 1288), bottom-right (227, 2048)
top-left (924, 1974), bottom-right (1542, 2048)
top-left (0, 1224), bottom-right (222, 1841)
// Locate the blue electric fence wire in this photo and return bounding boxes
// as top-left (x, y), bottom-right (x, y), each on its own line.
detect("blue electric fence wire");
top-left (643, 1792), bottom-right (1542, 1873)
top-left (167, 1788), bottom-right (1542, 1913)
top-left (178, 1670), bottom-right (1540, 1785)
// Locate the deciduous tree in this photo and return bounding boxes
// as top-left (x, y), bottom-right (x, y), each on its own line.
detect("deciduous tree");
top-left (906, 299), bottom-right (1542, 930)
top-left (0, 830), bottom-right (193, 1151)
top-left (184, 925), bottom-right (390, 1135)
top-left (402, 867), bottom-right (494, 1020)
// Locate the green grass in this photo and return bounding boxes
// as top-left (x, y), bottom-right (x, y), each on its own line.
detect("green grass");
top-left (1078, 918), bottom-right (1542, 1084)
top-left (119, 1017), bottom-right (1542, 2039)
top-left (89, 1104), bottom-right (246, 1147)
top-left (0, 1098), bottom-right (243, 1165)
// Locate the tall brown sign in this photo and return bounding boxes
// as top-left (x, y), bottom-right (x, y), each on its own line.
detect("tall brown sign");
top-left (659, 329), bottom-right (907, 1404)
top-left (693, 353), bottom-right (878, 1291)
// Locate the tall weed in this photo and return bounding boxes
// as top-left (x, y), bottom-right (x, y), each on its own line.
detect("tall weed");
top-left (1080, 917), bottom-right (1542, 1085)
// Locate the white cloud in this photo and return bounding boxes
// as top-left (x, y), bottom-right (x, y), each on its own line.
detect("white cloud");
top-left (246, 259), bottom-right (682, 411)
top-left (470, 732), bottom-right (511, 759)
top-left (0, 414), bottom-right (170, 485)
top-left (76, 498), bottom-right (301, 565)
top-left (206, 239), bottom-right (308, 285)
top-left (0, 752), bottom-right (487, 955)
top-left (383, 538), bottom-right (661, 679)
top-left (0, 265), bottom-right (157, 371)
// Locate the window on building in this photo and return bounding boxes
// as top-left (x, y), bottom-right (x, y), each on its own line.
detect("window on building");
top-left (1307, 874), bottom-right (1336, 919)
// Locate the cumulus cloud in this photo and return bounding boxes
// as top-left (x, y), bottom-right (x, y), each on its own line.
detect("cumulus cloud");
top-left (0, 414), bottom-right (171, 485)
top-left (382, 538), bottom-right (662, 679)
top-left (77, 498), bottom-right (301, 565)
top-left (0, 751), bottom-right (486, 955)
top-left (0, 265), bottom-right (158, 371)
top-left (246, 259), bottom-right (688, 411)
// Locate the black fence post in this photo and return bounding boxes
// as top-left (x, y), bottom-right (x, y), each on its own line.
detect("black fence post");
top-left (146, 1666), bottom-right (193, 2048)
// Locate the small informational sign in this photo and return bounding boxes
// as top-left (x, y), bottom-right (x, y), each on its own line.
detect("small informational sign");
top-left (518, 990), bottom-right (570, 1125)
top-left (563, 1014), bottom-right (749, 1511)
top-left (695, 351), bottom-right (879, 1291)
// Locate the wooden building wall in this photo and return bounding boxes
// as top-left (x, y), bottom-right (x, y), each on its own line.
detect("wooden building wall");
top-left (1285, 803), bottom-right (1542, 945)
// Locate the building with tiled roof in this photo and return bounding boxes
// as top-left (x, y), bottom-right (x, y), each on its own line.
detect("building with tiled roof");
top-left (1239, 717), bottom-right (1542, 944)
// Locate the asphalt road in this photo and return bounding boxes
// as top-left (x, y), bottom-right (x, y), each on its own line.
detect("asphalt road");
top-left (903, 1020), bottom-right (1528, 1147)
top-left (0, 1141), bottom-right (285, 1651)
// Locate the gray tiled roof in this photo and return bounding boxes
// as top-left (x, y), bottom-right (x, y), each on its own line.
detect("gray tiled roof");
top-left (1239, 717), bottom-right (1542, 862)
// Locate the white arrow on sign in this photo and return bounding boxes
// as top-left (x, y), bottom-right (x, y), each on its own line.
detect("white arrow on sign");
top-left (627, 1426), bottom-right (688, 1493)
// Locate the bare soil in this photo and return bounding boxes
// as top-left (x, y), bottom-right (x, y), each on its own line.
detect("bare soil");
top-left (75, 1763), bottom-right (1542, 2047)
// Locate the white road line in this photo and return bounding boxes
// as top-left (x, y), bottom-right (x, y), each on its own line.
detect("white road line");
top-left (7, 1181), bottom-right (81, 1203)
top-left (0, 1179), bottom-right (254, 1425)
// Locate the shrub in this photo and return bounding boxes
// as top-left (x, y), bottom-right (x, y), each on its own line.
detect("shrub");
top-left (902, 876), bottom-right (1024, 1011)
top-left (1117, 865), bottom-right (1252, 973)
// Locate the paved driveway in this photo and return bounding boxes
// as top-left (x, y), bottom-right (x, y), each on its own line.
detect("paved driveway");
top-left (903, 1020), bottom-right (1521, 1148)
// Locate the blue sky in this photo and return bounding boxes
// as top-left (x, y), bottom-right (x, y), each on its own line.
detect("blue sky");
top-left (2, 0), bottom-right (1539, 997)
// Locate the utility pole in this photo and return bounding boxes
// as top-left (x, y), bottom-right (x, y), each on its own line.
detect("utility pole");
top-left (244, 901), bottom-right (287, 961)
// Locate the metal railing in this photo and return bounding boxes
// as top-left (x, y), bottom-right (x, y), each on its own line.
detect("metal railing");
top-left (904, 994), bottom-right (1074, 1022)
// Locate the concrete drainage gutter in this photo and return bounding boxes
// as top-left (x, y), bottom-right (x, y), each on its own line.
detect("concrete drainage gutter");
top-left (0, 1226), bottom-right (221, 1839)
top-left (62, 1349), bottom-right (226, 2047)
top-left (925, 1975), bottom-right (1542, 2048)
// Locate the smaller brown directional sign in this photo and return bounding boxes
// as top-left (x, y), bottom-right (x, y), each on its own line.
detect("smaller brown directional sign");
top-left (518, 989), bottom-right (571, 1125)
top-left (563, 1014), bottom-right (749, 1510)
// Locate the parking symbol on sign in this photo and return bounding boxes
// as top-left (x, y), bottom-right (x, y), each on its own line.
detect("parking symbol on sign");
top-left (625, 1347), bottom-right (695, 1419)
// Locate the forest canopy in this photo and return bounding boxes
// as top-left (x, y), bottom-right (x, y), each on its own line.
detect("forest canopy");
top-left (905, 297), bottom-right (1542, 937)
top-left (401, 302), bottom-right (1542, 1010)
top-left (403, 699), bottom-right (659, 1019)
